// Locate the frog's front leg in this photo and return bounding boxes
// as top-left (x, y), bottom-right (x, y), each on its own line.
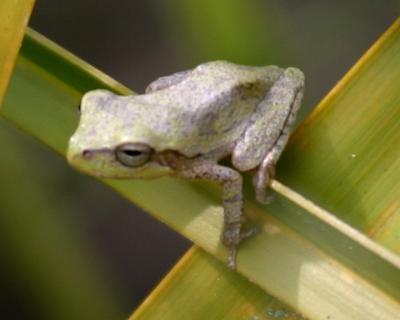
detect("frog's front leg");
top-left (176, 161), bottom-right (248, 269)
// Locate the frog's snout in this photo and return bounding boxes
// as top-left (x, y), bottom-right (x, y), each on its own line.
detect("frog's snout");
top-left (66, 136), bottom-right (82, 167)
top-left (66, 132), bottom-right (91, 165)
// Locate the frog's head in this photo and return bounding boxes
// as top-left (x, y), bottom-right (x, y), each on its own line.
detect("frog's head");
top-left (67, 89), bottom-right (173, 179)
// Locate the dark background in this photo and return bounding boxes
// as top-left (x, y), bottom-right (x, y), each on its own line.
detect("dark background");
top-left (1, 1), bottom-right (398, 319)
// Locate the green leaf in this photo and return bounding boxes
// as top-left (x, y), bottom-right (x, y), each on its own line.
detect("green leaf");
top-left (0, 119), bottom-right (123, 320)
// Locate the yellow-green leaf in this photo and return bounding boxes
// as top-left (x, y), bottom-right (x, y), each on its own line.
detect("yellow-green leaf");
top-left (279, 18), bottom-right (400, 252)
top-left (0, 0), bottom-right (35, 107)
top-left (131, 247), bottom-right (306, 320)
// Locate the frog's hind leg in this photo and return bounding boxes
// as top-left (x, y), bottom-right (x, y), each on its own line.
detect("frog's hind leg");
top-left (232, 68), bottom-right (304, 203)
top-left (253, 69), bottom-right (304, 203)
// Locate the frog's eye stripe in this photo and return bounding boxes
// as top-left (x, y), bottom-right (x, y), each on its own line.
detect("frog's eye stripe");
top-left (115, 143), bottom-right (152, 167)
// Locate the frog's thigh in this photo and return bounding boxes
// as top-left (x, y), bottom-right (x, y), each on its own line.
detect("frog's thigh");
top-left (232, 67), bottom-right (304, 172)
top-left (145, 69), bottom-right (192, 93)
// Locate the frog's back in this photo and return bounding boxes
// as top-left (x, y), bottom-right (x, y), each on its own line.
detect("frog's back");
top-left (130, 61), bottom-right (283, 156)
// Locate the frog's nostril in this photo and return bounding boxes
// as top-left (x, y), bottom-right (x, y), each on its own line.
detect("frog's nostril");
top-left (82, 150), bottom-right (93, 159)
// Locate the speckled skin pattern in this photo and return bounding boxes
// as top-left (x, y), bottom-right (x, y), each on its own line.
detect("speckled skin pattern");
top-left (67, 61), bottom-right (305, 269)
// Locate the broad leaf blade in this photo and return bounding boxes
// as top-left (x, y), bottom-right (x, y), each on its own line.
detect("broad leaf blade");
top-left (131, 247), bottom-right (306, 320)
top-left (279, 19), bottom-right (400, 252)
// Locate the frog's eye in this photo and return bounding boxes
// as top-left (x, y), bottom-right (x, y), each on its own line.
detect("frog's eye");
top-left (115, 143), bottom-right (152, 167)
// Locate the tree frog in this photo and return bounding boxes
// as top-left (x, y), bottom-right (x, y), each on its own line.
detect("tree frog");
top-left (67, 61), bottom-right (305, 269)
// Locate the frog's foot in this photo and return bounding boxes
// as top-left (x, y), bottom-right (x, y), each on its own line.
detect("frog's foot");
top-left (253, 159), bottom-right (275, 204)
top-left (224, 226), bottom-right (259, 269)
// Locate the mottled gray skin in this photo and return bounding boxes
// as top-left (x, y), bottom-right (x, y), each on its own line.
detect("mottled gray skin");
top-left (67, 61), bottom-right (305, 269)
